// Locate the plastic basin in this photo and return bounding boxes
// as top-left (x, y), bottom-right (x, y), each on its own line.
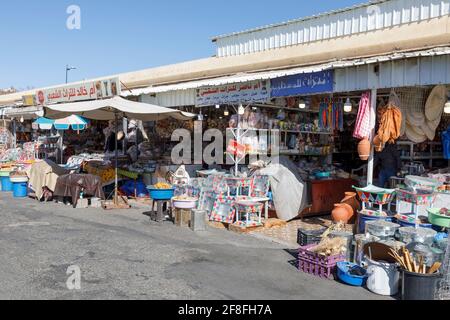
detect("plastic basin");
top-left (428, 208), bottom-right (450, 228)
top-left (172, 199), bottom-right (198, 209)
top-left (147, 187), bottom-right (175, 201)
top-left (0, 176), bottom-right (13, 192)
top-left (337, 262), bottom-right (368, 287)
top-left (12, 181), bottom-right (28, 198)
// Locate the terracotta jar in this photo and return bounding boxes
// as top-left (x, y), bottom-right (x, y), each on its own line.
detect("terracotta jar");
top-left (358, 138), bottom-right (371, 161)
top-left (332, 203), bottom-right (354, 224)
top-left (341, 192), bottom-right (360, 224)
top-left (341, 192), bottom-right (361, 213)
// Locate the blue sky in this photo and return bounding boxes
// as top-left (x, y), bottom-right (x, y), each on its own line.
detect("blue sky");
top-left (0, 0), bottom-right (364, 90)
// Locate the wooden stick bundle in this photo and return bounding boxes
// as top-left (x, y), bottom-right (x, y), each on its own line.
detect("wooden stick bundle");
top-left (389, 248), bottom-right (442, 275)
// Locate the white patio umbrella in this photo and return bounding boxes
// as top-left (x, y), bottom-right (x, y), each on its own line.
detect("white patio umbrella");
top-left (44, 96), bottom-right (194, 121)
top-left (44, 96), bottom-right (196, 205)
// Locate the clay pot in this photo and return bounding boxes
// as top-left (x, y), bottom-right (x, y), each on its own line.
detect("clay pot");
top-left (341, 192), bottom-right (361, 213)
top-left (332, 203), bottom-right (354, 224)
top-left (358, 138), bottom-right (371, 161)
top-left (341, 192), bottom-right (360, 224)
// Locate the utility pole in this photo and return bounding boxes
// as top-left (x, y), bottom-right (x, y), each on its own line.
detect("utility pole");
top-left (65, 65), bottom-right (77, 83)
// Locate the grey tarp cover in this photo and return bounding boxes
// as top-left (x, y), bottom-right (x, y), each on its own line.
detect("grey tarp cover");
top-left (256, 156), bottom-right (307, 221)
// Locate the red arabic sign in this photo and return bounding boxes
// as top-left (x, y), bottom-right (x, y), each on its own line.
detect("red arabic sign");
top-left (36, 78), bottom-right (121, 105)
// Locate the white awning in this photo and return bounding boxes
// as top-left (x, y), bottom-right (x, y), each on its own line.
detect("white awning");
top-left (121, 46), bottom-right (450, 97)
top-left (44, 96), bottom-right (195, 121)
top-left (1, 105), bottom-right (44, 120)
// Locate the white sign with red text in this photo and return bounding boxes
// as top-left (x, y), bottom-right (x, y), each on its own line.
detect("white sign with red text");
top-left (36, 78), bottom-right (121, 105)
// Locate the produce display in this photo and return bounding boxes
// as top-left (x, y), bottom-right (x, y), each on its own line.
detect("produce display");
top-left (154, 182), bottom-right (173, 190)
top-left (85, 164), bottom-right (115, 183)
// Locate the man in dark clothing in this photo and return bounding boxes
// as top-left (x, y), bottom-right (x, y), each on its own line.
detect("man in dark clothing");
top-left (374, 142), bottom-right (402, 188)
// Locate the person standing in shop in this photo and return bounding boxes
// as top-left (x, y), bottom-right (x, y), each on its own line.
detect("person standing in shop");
top-left (374, 142), bottom-right (402, 188)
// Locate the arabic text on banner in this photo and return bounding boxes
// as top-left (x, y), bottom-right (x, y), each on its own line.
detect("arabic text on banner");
top-left (270, 70), bottom-right (334, 98)
top-left (196, 80), bottom-right (270, 107)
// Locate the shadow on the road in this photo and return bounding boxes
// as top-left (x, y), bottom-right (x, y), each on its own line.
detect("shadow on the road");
top-left (284, 249), bottom-right (298, 270)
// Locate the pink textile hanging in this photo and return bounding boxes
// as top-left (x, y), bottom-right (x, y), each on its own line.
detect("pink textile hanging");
top-left (353, 91), bottom-right (373, 140)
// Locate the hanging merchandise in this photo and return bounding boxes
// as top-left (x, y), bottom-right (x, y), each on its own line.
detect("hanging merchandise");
top-left (353, 91), bottom-right (373, 140)
top-left (375, 102), bottom-right (402, 148)
top-left (319, 98), bottom-right (335, 131)
top-left (358, 138), bottom-right (371, 161)
top-left (319, 100), bottom-right (328, 130)
top-left (421, 85), bottom-right (447, 141)
top-left (425, 85), bottom-right (447, 122)
top-left (332, 99), bottom-right (344, 132)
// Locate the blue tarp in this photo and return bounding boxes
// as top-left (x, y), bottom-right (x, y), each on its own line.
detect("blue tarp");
top-left (443, 126), bottom-right (450, 160)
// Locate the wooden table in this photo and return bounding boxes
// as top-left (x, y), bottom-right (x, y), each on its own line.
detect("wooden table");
top-left (304, 178), bottom-right (357, 217)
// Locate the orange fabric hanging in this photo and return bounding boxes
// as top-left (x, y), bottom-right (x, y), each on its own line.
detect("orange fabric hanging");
top-left (376, 103), bottom-right (402, 146)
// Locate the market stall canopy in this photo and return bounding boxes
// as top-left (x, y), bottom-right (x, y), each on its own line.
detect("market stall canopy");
top-left (2, 105), bottom-right (44, 120)
top-left (33, 115), bottom-right (89, 131)
top-left (54, 115), bottom-right (89, 131)
top-left (33, 117), bottom-right (55, 130)
top-left (44, 96), bottom-right (195, 121)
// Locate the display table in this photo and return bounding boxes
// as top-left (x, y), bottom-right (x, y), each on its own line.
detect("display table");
top-left (53, 174), bottom-right (105, 208)
top-left (305, 178), bottom-right (358, 217)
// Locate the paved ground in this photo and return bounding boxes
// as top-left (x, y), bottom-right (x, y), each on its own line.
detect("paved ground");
top-left (0, 193), bottom-right (389, 300)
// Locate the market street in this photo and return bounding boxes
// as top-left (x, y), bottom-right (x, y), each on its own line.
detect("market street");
top-left (0, 193), bottom-right (388, 300)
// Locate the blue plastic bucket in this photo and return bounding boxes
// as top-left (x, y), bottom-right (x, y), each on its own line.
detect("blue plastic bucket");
top-left (147, 187), bottom-right (175, 201)
top-left (12, 181), bottom-right (28, 198)
top-left (1, 176), bottom-right (13, 192)
top-left (358, 213), bottom-right (394, 234)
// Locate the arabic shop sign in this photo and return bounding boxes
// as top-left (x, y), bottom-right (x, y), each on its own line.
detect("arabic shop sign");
top-left (36, 77), bottom-right (121, 105)
top-left (270, 70), bottom-right (334, 98)
top-left (196, 80), bottom-right (270, 107)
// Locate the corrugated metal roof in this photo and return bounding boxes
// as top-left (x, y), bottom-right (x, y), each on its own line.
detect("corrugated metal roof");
top-left (122, 47), bottom-right (450, 96)
top-left (211, 0), bottom-right (388, 41)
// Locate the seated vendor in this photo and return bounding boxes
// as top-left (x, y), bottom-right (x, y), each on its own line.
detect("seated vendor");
top-left (374, 142), bottom-right (401, 188)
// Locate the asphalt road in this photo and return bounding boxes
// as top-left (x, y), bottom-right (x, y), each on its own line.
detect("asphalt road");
top-left (0, 193), bottom-right (389, 300)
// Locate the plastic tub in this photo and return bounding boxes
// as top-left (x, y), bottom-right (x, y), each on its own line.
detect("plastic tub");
top-left (0, 175), bottom-right (13, 192)
top-left (365, 220), bottom-right (400, 238)
top-left (329, 231), bottom-right (354, 261)
top-left (337, 262), bottom-right (368, 287)
top-left (172, 199), bottom-right (198, 209)
top-left (428, 208), bottom-right (450, 229)
top-left (365, 258), bottom-right (400, 296)
top-left (147, 187), bottom-right (175, 201)
top-left (402, 270), bottom-right (442, 300)
top-left (398, 227), bottom-right (437, 246)
top-left (12, 181), bottom-right (28, 198)
top-left (358, 210), bottom-right (394, 234)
